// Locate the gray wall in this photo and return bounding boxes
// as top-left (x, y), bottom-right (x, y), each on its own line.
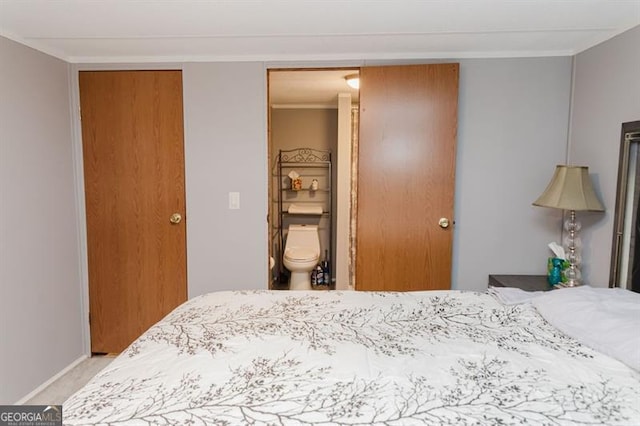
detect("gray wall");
top-left (183, 62), bottom-right (268, 297)
top-left (0, 37), bottom-right (84, 403)
top-left (271, 109), bottom-right (338, 153)
top-left (0, 52), bottom-right (577, 400)
top-left (453, 57), bottom-right (573, 290)
top-left (568, 26), bottom-right (640, 286)
top-left (185, 58), bottom-right (574, 293)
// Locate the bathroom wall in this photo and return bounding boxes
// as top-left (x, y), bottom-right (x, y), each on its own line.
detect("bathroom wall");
top-left (270, 108), bottom-right (338, 284)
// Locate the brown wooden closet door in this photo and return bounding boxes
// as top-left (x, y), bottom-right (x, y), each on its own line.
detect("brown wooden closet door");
top-left (80, 70), bottom-right (187, 353)
top-left (356, 64), bottom-right (459, 291)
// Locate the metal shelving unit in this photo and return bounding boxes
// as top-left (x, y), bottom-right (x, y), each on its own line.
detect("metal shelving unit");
top-left (276, 148), bottom-right (332, 286)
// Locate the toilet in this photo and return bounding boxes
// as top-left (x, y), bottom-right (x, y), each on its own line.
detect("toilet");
top-left (283, 224), bottom-right (320, 290)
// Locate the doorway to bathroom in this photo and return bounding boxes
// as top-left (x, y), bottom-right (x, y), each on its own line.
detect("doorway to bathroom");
top-left (267, 68), bottom-right (359, 290)
top-left (267, 64), bottom-right (459, 292)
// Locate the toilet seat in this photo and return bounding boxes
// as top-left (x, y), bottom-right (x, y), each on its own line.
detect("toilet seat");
top-left (284, 248), bottom-right (318, 262)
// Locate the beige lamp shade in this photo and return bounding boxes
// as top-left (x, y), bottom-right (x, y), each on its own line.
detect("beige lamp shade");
top-left (533, 165), bottom-right (605, 211)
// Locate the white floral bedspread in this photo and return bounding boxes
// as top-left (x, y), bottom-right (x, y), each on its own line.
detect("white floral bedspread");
top-left (64, 290), bottom-right (640, 425)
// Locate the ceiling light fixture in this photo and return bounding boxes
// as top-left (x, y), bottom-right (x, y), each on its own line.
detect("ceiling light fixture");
top-left (345, 74), bottom-right (359, 89)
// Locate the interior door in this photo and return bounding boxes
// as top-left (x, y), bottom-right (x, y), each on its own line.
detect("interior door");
top-left (79, 70), bottom-right (187, 353)
top-left (356, 64), bottom-right (459, 291)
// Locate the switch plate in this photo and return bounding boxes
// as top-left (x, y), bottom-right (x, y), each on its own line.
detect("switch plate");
top-left (229, 192), bottom-right (240, 209)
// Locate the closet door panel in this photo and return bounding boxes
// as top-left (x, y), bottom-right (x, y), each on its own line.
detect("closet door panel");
top-left (356, 64), bottom-right (458, 291)
top-left (80, 70), bottom-right (187, 353)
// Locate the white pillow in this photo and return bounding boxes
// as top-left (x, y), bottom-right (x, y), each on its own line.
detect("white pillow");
top-left (532, 286), bottom-right (640, 371)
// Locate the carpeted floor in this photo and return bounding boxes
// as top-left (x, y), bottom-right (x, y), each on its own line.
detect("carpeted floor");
top-left (25, 356), bottom-right (114, 405)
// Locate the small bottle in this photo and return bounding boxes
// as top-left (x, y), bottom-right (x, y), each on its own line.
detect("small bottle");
top-left (321, 250), bottom-right (330, 286)
top-left (315, 264), bottom-right (324, 285)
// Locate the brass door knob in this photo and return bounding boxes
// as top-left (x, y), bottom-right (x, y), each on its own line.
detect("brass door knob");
top-left (438, 218), bottom-right (450, 229)
top-left (169, 213), bottom-right (182, 224)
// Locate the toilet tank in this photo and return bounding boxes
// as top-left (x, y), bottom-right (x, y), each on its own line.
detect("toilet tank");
top-left (286, 224), bottom-right (320, 251)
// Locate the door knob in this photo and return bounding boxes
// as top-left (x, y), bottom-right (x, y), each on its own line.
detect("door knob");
top-left (438, 218), bottom-right (450, 229)
top-left (169, 213), bottom-right (182, 224)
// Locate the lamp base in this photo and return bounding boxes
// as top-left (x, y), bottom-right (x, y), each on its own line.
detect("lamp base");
top-left (563, 279), bottom-right (582, 287)
top-left (563, 211), bottom-right (583, 288)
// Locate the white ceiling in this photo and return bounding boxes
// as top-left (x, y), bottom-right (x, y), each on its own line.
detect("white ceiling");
top-left (270, 70), bottom-right (360, 106)
top-left (0, 0), bottom-right (639, 64)
top-left (2, 1), bottom-right (637, 106)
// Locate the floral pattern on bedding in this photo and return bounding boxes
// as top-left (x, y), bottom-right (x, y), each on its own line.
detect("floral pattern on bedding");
top-left (128, 292), bottom-right (590, 359)
top-left (64, 290), bottom-right (640, 425)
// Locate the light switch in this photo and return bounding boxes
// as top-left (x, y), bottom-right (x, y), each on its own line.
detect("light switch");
top-left (229, 192), bottom-right (240, 210)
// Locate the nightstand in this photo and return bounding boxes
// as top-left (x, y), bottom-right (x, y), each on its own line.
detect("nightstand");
top-left (488, 275), bottom-right (551, 291)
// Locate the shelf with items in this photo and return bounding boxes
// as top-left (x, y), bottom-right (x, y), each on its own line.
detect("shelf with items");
top-left (276, 147), bottom-right (332, 288)
top-left (271, 194), bottom-right (330, 201)
top-left (282, 188), bottom-right (330, 193)
top-left (282, 212), bottom-right (330, 216)
top-left (279, 162), bottom-right (331, 168)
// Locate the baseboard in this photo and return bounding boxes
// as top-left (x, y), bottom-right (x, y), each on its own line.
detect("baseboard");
top-left (14, 354), bottom-right (88, 405)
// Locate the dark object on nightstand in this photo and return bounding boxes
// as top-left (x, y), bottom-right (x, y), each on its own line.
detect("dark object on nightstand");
top-left (488, 275), bottom-right (551, 291)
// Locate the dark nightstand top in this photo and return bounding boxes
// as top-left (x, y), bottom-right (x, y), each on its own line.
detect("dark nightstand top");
top-left (488, 275), bottom-right (551, 292)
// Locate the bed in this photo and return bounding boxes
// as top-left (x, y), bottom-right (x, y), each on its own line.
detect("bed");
top-left (63, 288), bottom-right (640, 425)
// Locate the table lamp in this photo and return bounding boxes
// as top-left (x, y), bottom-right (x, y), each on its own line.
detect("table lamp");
top-left (533, 165), bottom-right (605, 286)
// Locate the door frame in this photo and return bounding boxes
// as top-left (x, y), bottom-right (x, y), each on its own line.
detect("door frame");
top-left (69, 63), bottom-right (185, 356)
top-left (266, 66), bottom-right (359, 290)
top-left (266, 63), bottom-right (460, 291)
top-left (609, 120), bottom-right (640, 290)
